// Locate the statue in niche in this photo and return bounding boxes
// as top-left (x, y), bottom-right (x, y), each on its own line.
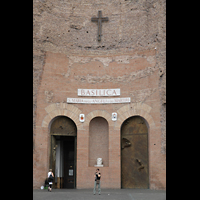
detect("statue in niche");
top-left (94, 158), bottom-right (103, 167)
top-left (97, 158), bottom-right (102, 165)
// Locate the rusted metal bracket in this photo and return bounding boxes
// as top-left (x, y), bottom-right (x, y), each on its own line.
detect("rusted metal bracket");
top-left (136, 159), bottom-right (145, 171)
top-left (121, 138), bottom-right (131, 149)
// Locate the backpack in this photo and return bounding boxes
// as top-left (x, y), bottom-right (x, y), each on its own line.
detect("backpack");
top-left (48, 173), bottom-right (54, 182)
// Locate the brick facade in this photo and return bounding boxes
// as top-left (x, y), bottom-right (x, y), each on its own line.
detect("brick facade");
top-left (33, 0), bottom-right (166, 190)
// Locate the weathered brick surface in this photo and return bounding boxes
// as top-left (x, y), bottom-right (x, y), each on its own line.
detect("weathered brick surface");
top-left (33, 0), bottom-right (166, 190)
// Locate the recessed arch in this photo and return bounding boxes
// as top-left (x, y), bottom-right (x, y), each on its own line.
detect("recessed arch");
top-left (84, 110), bottom-right (112, 127)
top-left (89, 116), bottom-right (109, 167)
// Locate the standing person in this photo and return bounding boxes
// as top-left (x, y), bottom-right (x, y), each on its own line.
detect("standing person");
top-left (93, 168), bottom-right (101, 195)
top-left (48, 169), bottom-right (54, 192)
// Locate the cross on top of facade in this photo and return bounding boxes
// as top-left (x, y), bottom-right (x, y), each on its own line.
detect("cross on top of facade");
top-left (91, 11), bottom-right (109, 41)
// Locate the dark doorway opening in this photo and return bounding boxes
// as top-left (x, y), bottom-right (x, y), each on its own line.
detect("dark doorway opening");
top-left (63, 137), bottom-right (75, 188)
top-left (50, 135), bottom-right (76, 189)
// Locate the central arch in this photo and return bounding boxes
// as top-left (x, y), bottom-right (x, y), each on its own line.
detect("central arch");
top-left (89, 117), bottom-right (109, 167)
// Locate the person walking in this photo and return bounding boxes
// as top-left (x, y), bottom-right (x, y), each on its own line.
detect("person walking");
top-left (48, 169), bottom-right (54, 192)
top-left (93, 168), bottom-right (101, 195)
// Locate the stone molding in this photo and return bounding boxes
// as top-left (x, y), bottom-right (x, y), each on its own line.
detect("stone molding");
top-left (84, 110), bottom-right (112, 127)
top-left (115, 102), bottom-right (155, 130)
top-left (42, 102), bottom-right (155, 131)
top-left (42, 103), bottom-right (82, 129)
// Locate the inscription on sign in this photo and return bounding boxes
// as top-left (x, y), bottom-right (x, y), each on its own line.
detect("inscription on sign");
top-left (78, 89), bottom-right (120, 96)
top-left (67, 97), bottom-right (131, 104)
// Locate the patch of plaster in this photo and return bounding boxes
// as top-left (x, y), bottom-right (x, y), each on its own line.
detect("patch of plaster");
top-left (130, 88), bottom-right (157, 103)
top-left (44, 90), bottom-right (54, 103)
top-left (92, 57), bottom-right (113, 67)
top-left (74, 65), bottom-right (158, 84)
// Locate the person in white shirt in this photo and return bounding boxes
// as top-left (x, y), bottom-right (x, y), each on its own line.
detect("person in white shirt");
top-left (48, 169), bottom-right (54, 192)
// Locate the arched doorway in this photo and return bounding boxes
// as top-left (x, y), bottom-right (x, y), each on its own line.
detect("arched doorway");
top-left (49, 116), bottom-right (77, 189)
top-left (121, 116), bottom-right (149, 188)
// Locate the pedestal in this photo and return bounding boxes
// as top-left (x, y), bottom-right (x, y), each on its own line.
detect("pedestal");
top-left (94, 165), bottom-right (103, 167)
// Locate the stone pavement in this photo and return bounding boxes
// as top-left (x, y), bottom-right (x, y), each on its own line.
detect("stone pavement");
top-left (33, 189), bottom-right (166, 200)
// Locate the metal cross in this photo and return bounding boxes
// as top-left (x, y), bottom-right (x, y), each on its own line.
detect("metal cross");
top-left (91, 11), bottom-right (109, 41)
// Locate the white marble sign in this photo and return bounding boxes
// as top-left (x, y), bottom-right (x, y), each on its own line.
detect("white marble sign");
top-left (112, 112), bottom-right (117, 121)
top-left (78, 88), bottom-right (120, 96)
top-left (67, 97), bottom-right (131, 104)
top-left (79, 114), bottom-right (85, 122)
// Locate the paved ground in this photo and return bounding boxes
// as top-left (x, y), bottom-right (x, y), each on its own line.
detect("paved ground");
top-left (33, 189), bottom-right (166, 200)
